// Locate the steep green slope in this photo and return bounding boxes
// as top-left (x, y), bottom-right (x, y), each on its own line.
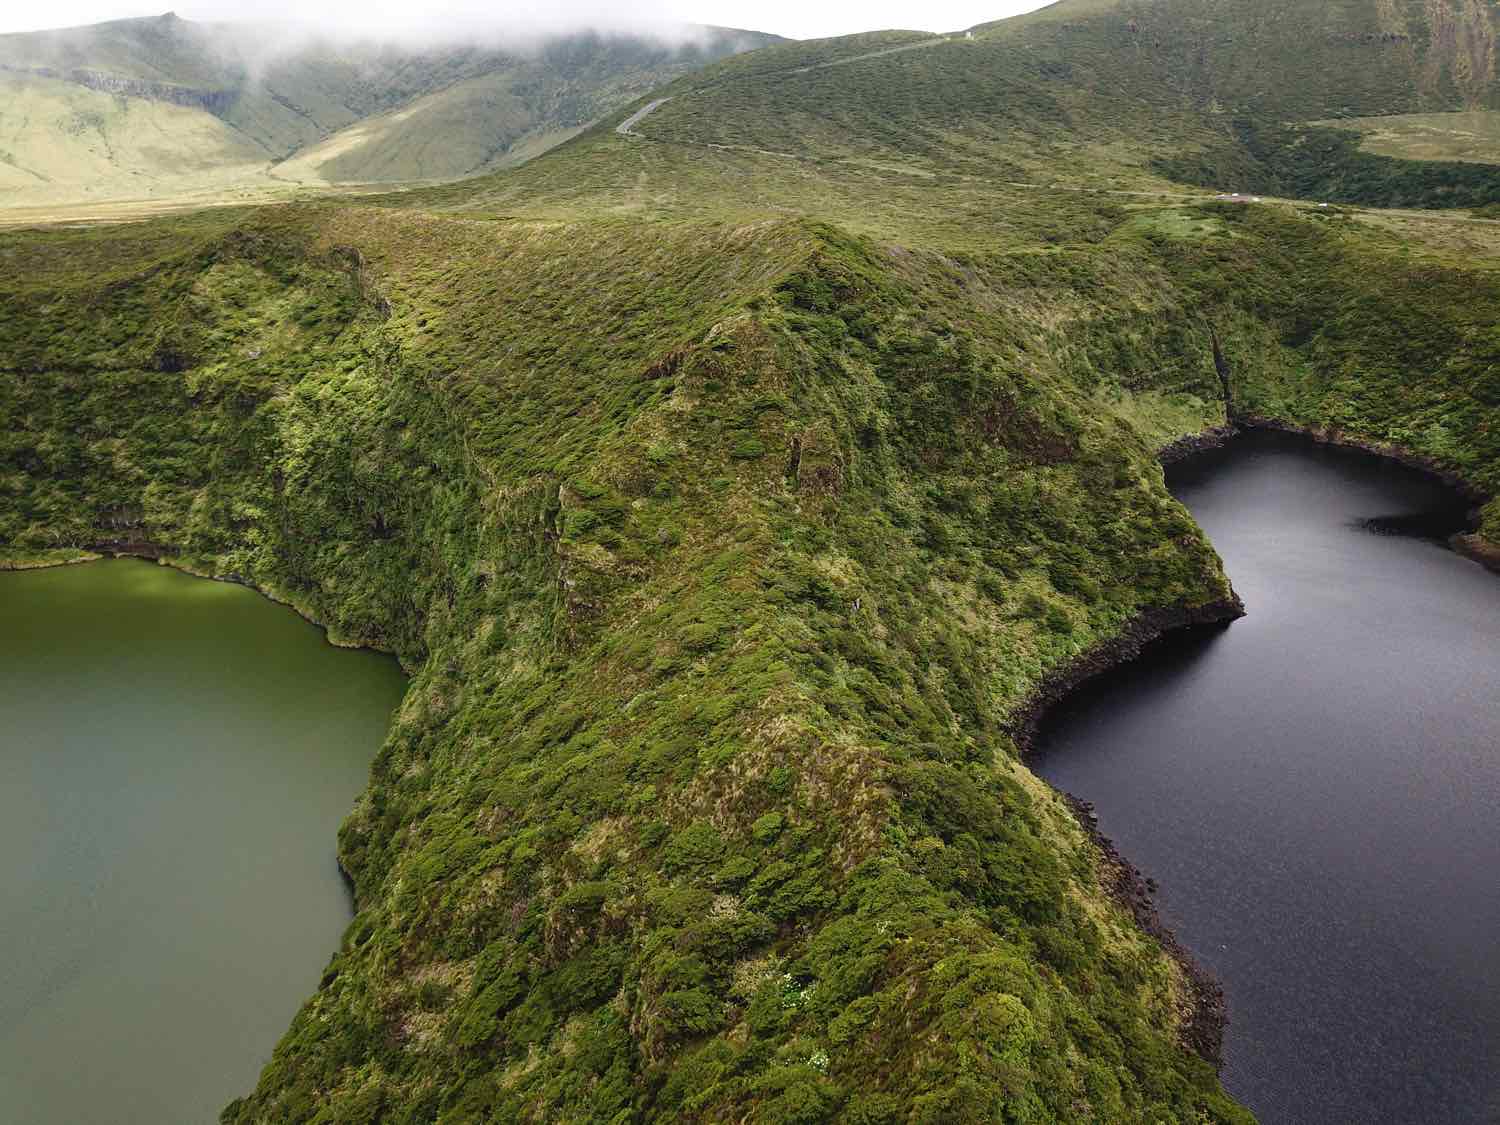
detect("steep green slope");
top-left (269, 30), bottom-right (788, 185)
top-left (404, 4), bottom-right (1500, 535)
top-left (5, 204), bottom-right (1496, 1125)
top-left (457, 24), bottom-right (1214, 203)
top-left (0, 14), bottom-right (780, 205)
top-left (0, 71), bottom-right (271, 200)
top-left (979, 0), bottom-right (1500, 204)
top-left (412, 0), bottom-right (1495, 230)
top-left (988, 0), bottom-right (1500, 119)
top-left (269, 75), bottom-right (566, 185)
top-left (3, 3), bottom-right (1500, 1123)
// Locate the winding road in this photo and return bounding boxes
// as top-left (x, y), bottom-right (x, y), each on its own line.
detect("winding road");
top-left (616, 98), bottom-right (672, 138)
top-left (605, 36), bottom-right (1500, 239)
top-left (615, 36), bottom-right (959, 141)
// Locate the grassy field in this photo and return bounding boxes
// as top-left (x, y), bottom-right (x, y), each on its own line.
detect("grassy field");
top-left (4, 3), bottom-right (1500, 1123)
top-left (0, 181), bottom-right (425, 230)
top-left (0, 73), bottom-right (278, 207)
top-left (1313, 110), bottom-right (1500, 164)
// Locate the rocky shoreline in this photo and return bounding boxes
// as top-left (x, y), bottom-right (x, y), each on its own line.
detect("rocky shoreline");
top-left (1235, 414), bottom-right (1488, 502)
top-left (1234, 415), bottom-right (1498, 574)
top-left (1454, 532), bottom-right (1500, 574)
top-left (0, 549), bottom-right (100, 571)
top-left (1157, 423), bottom-right (1239, 466)
top-left (1065, 792), bottom-right (1230, 1066)
top-left (1004, 421), bottom-right (1250, 1069)
top-left (8, 414), bottom-right (1487, 1082)
top-left (1012, 413), bottom-right (1498, 1071)
top-left (1162, 416), bottom-right (1497, 572)
top-left (1006, 593), bottom-right (1244, 1067)
top-left (1008, 596), bottom-right (1246, 757)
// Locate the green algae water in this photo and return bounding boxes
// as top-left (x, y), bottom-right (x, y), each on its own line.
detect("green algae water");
top-left (0, 560), bottom-right (406, 1124)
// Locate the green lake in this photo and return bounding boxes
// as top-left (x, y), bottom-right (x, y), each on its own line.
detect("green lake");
top-left (0, 559), bottom-right (407, 1123)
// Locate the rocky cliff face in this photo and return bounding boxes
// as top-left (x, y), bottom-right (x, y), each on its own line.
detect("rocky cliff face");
top-left (0, 63), bottom-right (235, 114)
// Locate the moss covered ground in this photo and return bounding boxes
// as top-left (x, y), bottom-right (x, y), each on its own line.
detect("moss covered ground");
top-left (3, 2), bottom-right (1499, 1122)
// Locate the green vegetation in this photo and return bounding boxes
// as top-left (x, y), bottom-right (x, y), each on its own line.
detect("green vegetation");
top-left (1157, 121), bottom-right (1500, 208)
top-left (3, 1), bottom-right (1499, 1122)
top-left (1315, 110), bottom-right (1500, 165)
top-left (986, 0), bottom-right (1500, 122)
top-left (982, 0), bottom-right (1500, 210)
top-left (0, 547), bottom-right (99, 570)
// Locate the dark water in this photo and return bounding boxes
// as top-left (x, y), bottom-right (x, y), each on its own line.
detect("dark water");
top-left (1035, 431), bottom-right (1500, 1124)
top-left (0, 560), bottom-right (406, 1124)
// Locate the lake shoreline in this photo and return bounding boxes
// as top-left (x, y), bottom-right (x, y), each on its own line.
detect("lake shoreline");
top-left (0, 539), bottom-right (413, 667)
top-left (0, 558), bottom-right (406, 1123)
top-left (6, 419), bottom-right (1488, 1086)
top-left (1235, 414), bottom-right (1489, 503)
top-left (1234, 415), bottom-right (1498, 573)
top-left (1065, 789), bottom-right (1231, 1066)
top-left (1008, 412), bottom-right (1496, 1074)
top-left (1166, 416), bottom-right (1497, 573)
top-left (1158, 424), bottom-right (1239, 466)
top-left (1007, 594), bottom-right (1244, 1069)
top-left (1009, 419), bottom-right (1254, 1067)
top-left (1453, 531), bottom-right (1500, 573)
top-left (0, 549), bottom-right (102, 571)
top-left (1019, 420), bottom-right (1497, 1110)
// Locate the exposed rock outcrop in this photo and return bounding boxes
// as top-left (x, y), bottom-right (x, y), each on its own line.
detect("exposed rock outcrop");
top-left (0, 63), bottom-right (235, 114)
top-left (1008, 595), bottom-right (1246, 756)
top-left (1159, 423), bottom-right (1238, 466)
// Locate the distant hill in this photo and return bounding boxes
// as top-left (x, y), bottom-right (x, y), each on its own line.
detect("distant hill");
top-left (987, 0), bottom-right (1500, 119)
top-left (419, 0), bottom-right (1500, 224)
top-left (0, 12), bottom-right (781, 207)
top-left (984, 0), bottom-right (1500, 203)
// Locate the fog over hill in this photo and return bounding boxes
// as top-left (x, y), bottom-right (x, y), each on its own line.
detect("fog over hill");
top-left (0, 11), bottom-right (782, 205)
top-left (0, 0), bottom-right (1052, 41)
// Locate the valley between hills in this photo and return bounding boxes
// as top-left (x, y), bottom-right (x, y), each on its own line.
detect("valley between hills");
top-left (2, 1), bottom-right (1499, 1122)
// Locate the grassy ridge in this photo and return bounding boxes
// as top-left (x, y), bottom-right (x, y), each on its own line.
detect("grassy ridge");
top-left (3, 205), bottom-right (1253, 1122)
top-left (6, 187), bottom-right (1497, 1124)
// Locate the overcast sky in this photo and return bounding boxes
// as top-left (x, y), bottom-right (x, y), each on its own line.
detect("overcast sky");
top-left (0, 1), bottom-right (1054, 41)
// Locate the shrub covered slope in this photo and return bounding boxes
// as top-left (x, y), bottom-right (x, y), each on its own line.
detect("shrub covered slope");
top-left (1, 204), bottom-right (1254, 1123)
top-left (3, 2), bottom-right (1499, 1122)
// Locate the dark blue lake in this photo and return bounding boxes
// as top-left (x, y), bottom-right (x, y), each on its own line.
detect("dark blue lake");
top-left (1035, 430), bottom-right (1500, 1124)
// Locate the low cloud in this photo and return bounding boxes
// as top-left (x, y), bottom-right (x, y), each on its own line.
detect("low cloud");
top-left (2, 1), bottom-right (1054, 45)
top-left (180, 1), bottom-right (720, 46)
